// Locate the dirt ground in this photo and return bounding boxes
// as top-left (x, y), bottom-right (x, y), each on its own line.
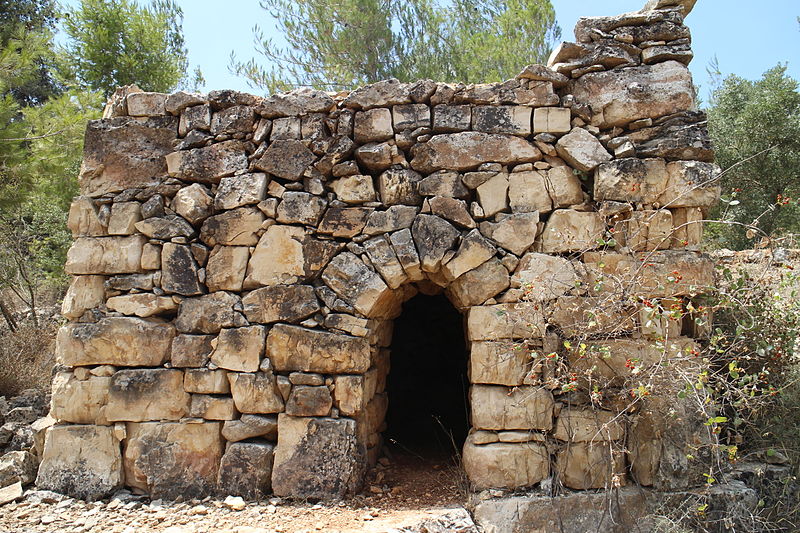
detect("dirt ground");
top-left (0, 452), bottom-right (473, 533)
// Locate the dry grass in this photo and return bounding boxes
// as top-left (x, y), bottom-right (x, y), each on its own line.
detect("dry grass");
top-left (0, 321), bottom-right (57, 397)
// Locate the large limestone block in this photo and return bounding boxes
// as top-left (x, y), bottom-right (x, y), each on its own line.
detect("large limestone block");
top-left (161, 242), bottom-right (203, 295)
top-left (80, 116), bottom-right (177, 197)
top-left (556, 443), bottom-right (626, 490)
top-left (50, 373), bottom-right (110, 424)
top-left (549, 296), bottom-right (636, 337)
top-left (210, 326), bottom-right (267, 372)
top-left (65, 235), bottom-right (146, 275)
top-left (206, 245), bottom-right (249, 292)
top-left (553, 409), bottom-right (625, 442)
top-left (218, 442), bottom-right (275, 500)
top-left (267, 324), bottom-right (371, 374)
top-left (124, 421), bottom-right (223, 499)
top-left (594, 158), bottom-right (668, 204)
top-left (470, 341), bottom-right (533, 386)
top-left (658, 161), bottom-right (721, 208)
top-left (479, 212), bottom-right (539, 256)
top-left (62, 275), bottom-right (105, 319)
top-left (200, 207), bottom-right (264, 247)
top-left (36, 425), bottom-right (123, 500)
top-left (272, 415), bottom-right (364, 499)
top-left (322, 252), bottom-right (398, 318)
top-left (172, 183), bottom-right (213, 225)
top-left (540, 210), bottom-right (605, 254)
top-left (254, 139), bottom-right (316, 181)
top-left (166, 140), bottom-right (248, 182)
top-left (463, 440), bottom-right (548, 490)
top-left (567, 61), bottom-right (695, 128)
top-left (410, 132), bottom-right (541, 173)
top-left (175, 291), bottom-right (245, 334)
top-left (106, 293), bottom-right (177, 318)
top-left (555, 128), bottom-right (612, 172)
top-left (582, 250), bottom-right (715, 298)
top-left (228, 372), bottom-right (285, 414)
top-left (106, 369), bottom-right (190, 422)
top-left (442, 229), bottom-right (496, 281)
top-left (56, 317), bottom-right (175, 367)
top-left (471, 385), bottom-right (554, 431)
top-left (467, 302), bottom-right (547, 340)
top-left (242, 284), bottom-right (320, 323)
top-left (446, 258), bottom-right (510, 308)
top-left (411, 214), bottom-right (460, 273)
top-left (512, 253), bottom-right (578, 302)
top-left (628, 111), bottom-right (714, 162)
top-left (509, 171), bottom-right (551, 214)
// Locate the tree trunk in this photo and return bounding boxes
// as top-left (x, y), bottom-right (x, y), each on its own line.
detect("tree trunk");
top-left (0, 297), bottom-right (18, 332)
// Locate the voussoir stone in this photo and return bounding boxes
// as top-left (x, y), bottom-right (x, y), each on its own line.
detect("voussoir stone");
top-left (322, 252), bottom-right (398, 318)
top-left (410, 132), bottom-right (542, 173)
top-left (56, 317), bottom-right (175, 367)
top-left (267, 324), bottom-right (371, 374)
top-left (37, 425), bottom-right (123, 500)
top-left (411, 214), bottom-right (460, 273)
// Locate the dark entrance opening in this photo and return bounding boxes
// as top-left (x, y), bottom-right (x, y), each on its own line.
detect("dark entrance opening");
top-left (385, 292), bottom-right (470, 461)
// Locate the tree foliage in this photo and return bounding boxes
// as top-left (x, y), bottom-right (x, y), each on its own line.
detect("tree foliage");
top-left (59, 0), bottom-right (190, 96)
top-left (706, 65), bottom-right (800, 249)
top-left (231, 0), bottom-right (561, 94)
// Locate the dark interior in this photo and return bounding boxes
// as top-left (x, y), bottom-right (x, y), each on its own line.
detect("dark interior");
top-left (384, 292), bottom-right (470, 460)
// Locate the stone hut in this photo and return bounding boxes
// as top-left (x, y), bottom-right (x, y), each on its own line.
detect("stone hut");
top-left (39, 0), bottom-right (719, 508)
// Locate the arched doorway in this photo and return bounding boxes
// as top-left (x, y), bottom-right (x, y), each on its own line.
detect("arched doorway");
top-left (384, 290), bottom-right (470, 461)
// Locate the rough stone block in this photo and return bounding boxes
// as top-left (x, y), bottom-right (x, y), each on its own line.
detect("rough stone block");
top-left (463, 440), bottom-right (549, 490)
top-left (469, 341), bottom-right (533, 386)
top-left (556, 442), bottom-right (626, 490)
top-left (555, 128), bottom-right (612, 172)
top-left (124, 421), bottom-right (223, 499)
top-left (467, 302), bottom-right (547, 340)
top-left (540, 210), bottom-right (605, 254)
top-left (446, 258), bottom-right (510, 308)
top-left (200, 207), bottom-right (264, 247)
top-left (511, 252), bottom-right (578, 302)
top-left (107, 202), bottom-right (142, 235)
top-left (254, 139), bottom-right (316, 181)
top-left (171, 334), bottom-right (214, 367)
top-left (553, 409), bottom-right (625, 442)
top-left (210, 325), bottom-right (267, 372)
top-left (215, 173), bottom-right (268, 211)
top-left (354, 108), bottom-right (394, 143)
top-left (594, 158), bottom-right (668, 204)
top-left (37, 425), bottom-right (123, 500)
top-left (285, 385), bottom-right (333, 416)
top-left (532, 107), bottom-right (571, 134)
top-left (550, 296), bottom-right (636, 337)
top-left (659, 161), bottom-right (721, 208)
top-left (106, 369), bottom-right (189, 422)
top-left (472, 106), bottom-right (532, 135)
top-left (433, 105), bottom-right (471, 132)
top-left (65, 235), bottom-right (146, 275)
top-left (218, 441), bottom-right (275, 499)
top-left (410, 132), bottom-right (541, 173)
top-left (166, 140), bottom-right (248, 183)
top-left (67, 197), bottom-right (106, 237)
top-left (277, 192), bottom-right (328, 225)
top-left (476, 173), bottom-right (509, 217)
top-left (267, 324), bottom-right (371, 374)
top-left (509, 171), bottom-right (551, 214)
top-left (470, 385), bottom-right (554, 430)
top-left (184, 369), bottom-right (230, 394)
top-left (189, 395), bottom-right (237, 420)
top-left (377, 168), bottom-right (424, 206)
top-left (242, 284), bottom-right (320, 324)
top-left (318, 207), bottom-right (372, 238)
top-left (50, 373), bottom-right (110, 425)
top-left (126, 92), bottom-right (166, 116)
top-left (322, 252), bottom-right (398, 318)
top-left (206, 245), bottom-right (249, 292)
top-left (479, 212), bottom-right (539, 256)
top-left (161, 242), bottom-right (203, 296)
top-left (222, 414), bottom-right (278, 442)
top-left (228, 372), bottom-right (285, 414)
top-left (56, 317), bottom-right (175, 367)
top-left (175, 291), bottom-right (244, 334)
top-left (61, 275), bottom-right (105, 320)
top-left (272, 415), bottom-right (363, 499)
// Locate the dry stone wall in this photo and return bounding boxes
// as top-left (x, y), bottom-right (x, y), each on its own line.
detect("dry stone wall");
top-left (41, 0), bottom-right (719, 501)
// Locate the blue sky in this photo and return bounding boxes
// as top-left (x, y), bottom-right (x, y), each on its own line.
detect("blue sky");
top-left (65, 0), bottom-right (800, 100)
